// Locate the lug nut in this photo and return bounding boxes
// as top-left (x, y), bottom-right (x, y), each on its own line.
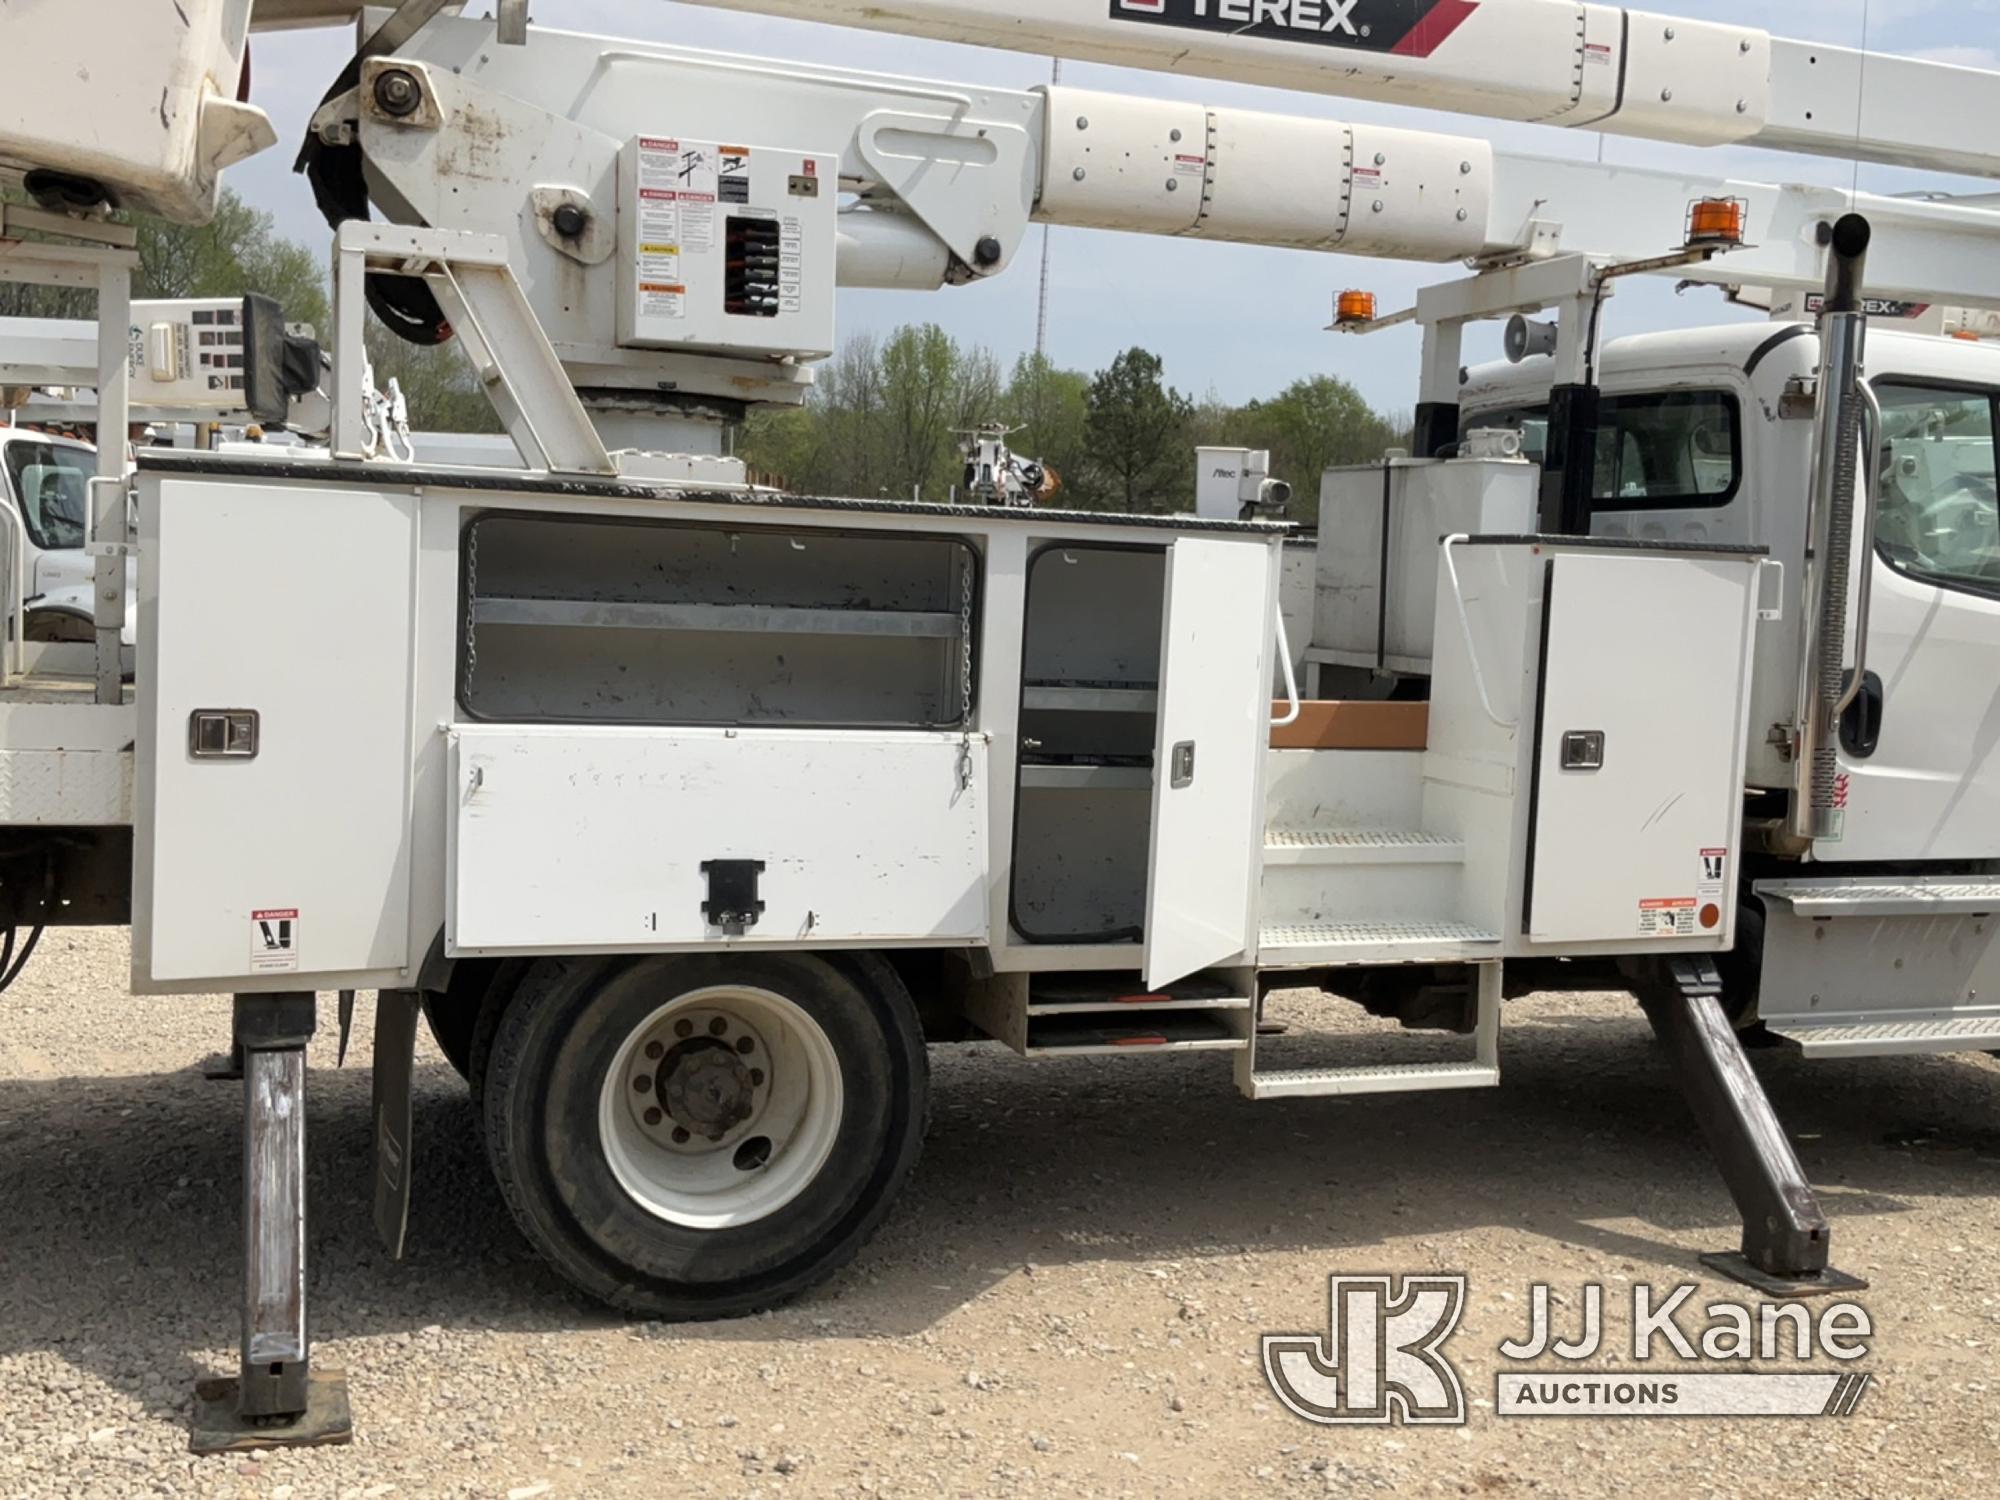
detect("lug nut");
top-left (644, 1040), bottom-right (664, 1060)
top-left (671, 1126), bottom-right (691, 1144)
top-left (675, 1019), bottom-right (694, 1038)
top-left (372, 68), bottom-right (422, 118)
top-left (749, 1068), bottom-right (765, 1087)
top-left (736, 1036), bottom-right (754, 1055)
top-left (709, 1017), bottom-right (728, 1036)
top-left (643, 1107), bottom-right (664, 1126)
top-left (632, 1075), bottom-right (652, 1093)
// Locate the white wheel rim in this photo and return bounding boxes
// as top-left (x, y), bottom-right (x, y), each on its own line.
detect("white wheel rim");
top-left (598, 985), bottom-right (845, 1230)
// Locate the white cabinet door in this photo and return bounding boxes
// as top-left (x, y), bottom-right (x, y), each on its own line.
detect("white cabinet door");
top-left (137, 479), bottom-right (418, 985)
top-left (1144, 538), bottom-right (1272, 988)
top-left (451, 726), bottom-right (988, 952)
top-left (1526, 552), bottom-right (1757, 943)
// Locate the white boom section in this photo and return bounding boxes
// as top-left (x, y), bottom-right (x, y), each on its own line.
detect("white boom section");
top-left (672, 0), bottom-right (2000, 182)
top-left (380, 17), bottom-right (2000, 330)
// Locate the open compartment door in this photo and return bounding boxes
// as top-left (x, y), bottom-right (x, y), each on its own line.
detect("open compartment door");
top-left (1144, 537), bottom-right (1272, 988)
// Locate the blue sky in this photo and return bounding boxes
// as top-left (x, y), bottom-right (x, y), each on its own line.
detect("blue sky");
top-left (230, 1), bottom-right (2000, 411)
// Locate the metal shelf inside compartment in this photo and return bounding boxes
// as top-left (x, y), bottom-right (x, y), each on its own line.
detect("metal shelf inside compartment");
top-left (1024, 1008), bottom-right (1243, 1054)
top-left (472, 596), bottom-right (963, 639)
top-left (1017, 755), bottom-right (1154, 791)
top-left (1021, 681), bottom-right (1160, 713)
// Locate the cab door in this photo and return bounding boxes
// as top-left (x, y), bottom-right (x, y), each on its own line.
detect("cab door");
top-left (1824, 378), bottom-right (2000, 860)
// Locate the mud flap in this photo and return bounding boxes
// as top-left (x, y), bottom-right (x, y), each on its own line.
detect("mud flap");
top-left (372, 989), bottom-right (419, 1261)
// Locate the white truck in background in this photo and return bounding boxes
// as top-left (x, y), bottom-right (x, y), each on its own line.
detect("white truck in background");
top-left (3, 0), bottom-right (2000, 1455)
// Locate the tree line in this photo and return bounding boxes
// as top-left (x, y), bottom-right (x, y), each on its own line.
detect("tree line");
top-left (738, 327), bottom-right (1409, 512)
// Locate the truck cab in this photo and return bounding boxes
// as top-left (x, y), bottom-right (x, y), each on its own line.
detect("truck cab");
top-left (1463, 322), bottom-right (2000, 858)
top-left (0, 428), bottom-right (138, 646)
top-left (1458, 320), bottom-right (2000, 1051)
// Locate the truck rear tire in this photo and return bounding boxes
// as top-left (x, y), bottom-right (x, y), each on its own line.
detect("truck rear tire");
top-left (481, 951), bottom-right (928, 1318)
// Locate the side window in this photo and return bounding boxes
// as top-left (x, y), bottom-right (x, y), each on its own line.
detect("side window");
top-left (1874, 382), bottom-right (2000, 596)
top-left (1463, 390), bottom-right (1741, 511)
top-left (1590, 391), bottom-right (1740, 510)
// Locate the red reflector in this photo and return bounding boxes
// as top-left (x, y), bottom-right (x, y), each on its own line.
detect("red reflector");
top-left (1112, 1034), bottom-right (1169, 1047)
top-left (1700, 903), bottom-right (1722, 931)
top-left (1115, 992), bottom-right (1169, 1005)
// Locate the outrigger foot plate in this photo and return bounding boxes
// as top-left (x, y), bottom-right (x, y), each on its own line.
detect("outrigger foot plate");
top-left (190, 1371), bottom-right (353, 1455)
top-left (1699, 1252), bottom-right (1868, 1300)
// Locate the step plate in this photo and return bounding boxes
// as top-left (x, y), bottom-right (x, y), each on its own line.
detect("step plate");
top-left (1766, 1016), bottom-right (2000, 1059)
top-left (1263, 829), bottom-right (1466, 867)
top-left (1259, 920), bottom-right (1500, 967)
top-left (1759, 879), bottom-right (2000, 918)
top-left (1247, 1062), bottom-right (1500, 1099)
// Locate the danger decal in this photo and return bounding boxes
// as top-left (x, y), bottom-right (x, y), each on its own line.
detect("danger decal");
top-left (250, 908), bottom-right (300, 973)
top-left (1108, 0), bottom-right (1479, 58)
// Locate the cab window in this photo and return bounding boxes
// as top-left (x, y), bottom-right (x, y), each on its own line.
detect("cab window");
top-left (1873, 382), bottom-right (2000, 595)
top-left (1, 441), bottom-right (90, 551)
top-left (1466, 389), bottom-right (1742, 511)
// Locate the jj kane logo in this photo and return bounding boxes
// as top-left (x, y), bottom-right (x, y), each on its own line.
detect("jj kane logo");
top-left (1264, 1275), bottom-right (1874, 1425)
top-left (1263, 1275), bottom-right (1468, 1425)
top-left (1109, 0), bottom-right (1482, 58)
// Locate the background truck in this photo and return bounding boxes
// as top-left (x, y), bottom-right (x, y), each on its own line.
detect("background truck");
top-left (2, 0), bottom-right (1999, 1454)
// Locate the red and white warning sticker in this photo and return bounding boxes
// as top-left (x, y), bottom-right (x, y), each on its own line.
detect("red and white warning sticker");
top-left (250, 908), bottom-right (300, 973)
top-left (1639, 898), bottom-right (1698, 938)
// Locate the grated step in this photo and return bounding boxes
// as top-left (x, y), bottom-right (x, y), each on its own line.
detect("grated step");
top-left (1766, 1016), bottom-right (2000, 1059)
top-left (1245, 1062), bottom-right (1500, 1100)
top-left (1263, 828), bottom-right (1466, 867)
top-left (1759, 879), bottom-right (2000, 918)
top-left (1259, 920), bottom-right (1500, 967)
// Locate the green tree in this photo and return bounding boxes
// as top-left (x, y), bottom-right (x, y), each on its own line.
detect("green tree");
top-left (363, 324), bottom-right (501, 435)
top-left (1004, 352), bottom-right (1093, 505)
top-left (1235, 373), bottom-right (1399, 488)
top-left (1084, 347), bottom-right (1193, 512)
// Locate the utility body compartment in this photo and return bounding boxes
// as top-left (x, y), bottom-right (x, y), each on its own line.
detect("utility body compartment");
top-left (130, 452), bottom-right (1284, 993)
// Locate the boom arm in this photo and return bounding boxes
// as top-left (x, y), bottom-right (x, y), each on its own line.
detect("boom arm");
top-left (286, 4), bottom-right (2000, 434)
top-left (670, 0), bottom-right (2000, 184)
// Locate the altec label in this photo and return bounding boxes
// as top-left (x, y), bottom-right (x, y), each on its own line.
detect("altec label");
top-left (1109, 0), bottom-right (1480, 57)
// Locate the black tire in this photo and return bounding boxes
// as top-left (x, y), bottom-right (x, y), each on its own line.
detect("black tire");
top-left (420, 980), bottom-right (483, 1082)
top-left (24, 609), bottom-right (93, 644)
top-left (482, 951), bottom-right (928, 1318)
top-left (466, 958), bottom-right (533, 1106)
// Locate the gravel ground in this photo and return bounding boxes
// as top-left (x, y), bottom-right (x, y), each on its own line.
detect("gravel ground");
top-left (4, 929), bottom-right (2000, 1499)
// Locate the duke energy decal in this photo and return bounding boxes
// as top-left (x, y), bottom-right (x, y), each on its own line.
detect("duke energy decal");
top-left (1109, 0), bottom-right (1480, 58)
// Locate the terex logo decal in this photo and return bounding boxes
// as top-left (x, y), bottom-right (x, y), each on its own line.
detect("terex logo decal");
top-left (1109, 0), bottom-right (1480, 58)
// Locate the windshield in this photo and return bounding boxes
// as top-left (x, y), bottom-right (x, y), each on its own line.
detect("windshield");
top-left (2, 440), bottom-right (91, 551)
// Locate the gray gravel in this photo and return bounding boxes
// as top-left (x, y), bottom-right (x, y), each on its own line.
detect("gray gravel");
top-left (4, 929), bottom-right (2000, 1497)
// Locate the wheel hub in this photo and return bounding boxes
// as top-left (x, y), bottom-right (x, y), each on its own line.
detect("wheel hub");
top-left (660, 1039), bottom-right (754, 1138)
top-left (627, 1007), bottom-right (770, 1153)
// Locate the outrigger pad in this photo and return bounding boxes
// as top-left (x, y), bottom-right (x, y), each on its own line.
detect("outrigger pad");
top-left (189, 1370), bottom-right (354, 1455)
top-left (1701, 1252), bottom-right (1870, 1300)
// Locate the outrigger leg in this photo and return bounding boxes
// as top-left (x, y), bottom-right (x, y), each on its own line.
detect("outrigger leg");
top-left (190, 994), bottom-right (354, 1454)
top-left (1637, 957), bottom-right (1867, 1298)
